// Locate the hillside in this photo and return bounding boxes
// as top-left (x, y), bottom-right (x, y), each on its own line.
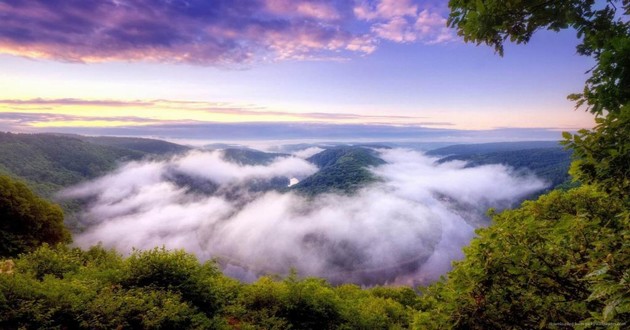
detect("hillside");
top-left (0, 133), bottom-right (191, 197)
top-left (221, 148), bottom-right (288, 165)
top-left (74, 135), bottom-right (190, 155)
top-left (292, 146), bottom-right (385, 195)
top-left (426, 141), bottom-right (562, 156)
top-left (438, 148), bottom-right (572, 189)
top-left (0, 132), bottom-right (148, 196)
top-left (428, 141), bottom-right (573, 191)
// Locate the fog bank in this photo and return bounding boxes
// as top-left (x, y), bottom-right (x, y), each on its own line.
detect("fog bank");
top-left (63, 148), bottom-right (547, 285)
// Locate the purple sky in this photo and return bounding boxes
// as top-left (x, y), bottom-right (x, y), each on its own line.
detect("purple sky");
top-left (0, 0), bottom-right (596, 141)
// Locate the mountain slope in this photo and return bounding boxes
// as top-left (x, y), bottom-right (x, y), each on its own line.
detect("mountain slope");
top-left (426, 141), bottom-right (562, 157)
top-left (75, 135), bottom-right (190, 155)
top-left (433, 143), bottom-right (573, 190)
top-left (293, 147), bottom-right (385, 195)
top-left (0, 132), bottom-right (149, 196)
top-left (221, 148), bottom-right (288, 166)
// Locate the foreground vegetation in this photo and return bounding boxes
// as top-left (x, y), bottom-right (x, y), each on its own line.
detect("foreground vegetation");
top-left (0, 244), bottom-right (419, 329)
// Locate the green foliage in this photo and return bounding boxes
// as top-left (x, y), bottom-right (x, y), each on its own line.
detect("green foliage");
top-left (235, 274), bottom-right (417, 329)
top-left (563, 104), bottom-right (630, 197)
top-left (427, 141), bottom-right (562, 157)
top-left (293, 147), bottom-right (386, 195)
top-left (1, 246), bottom-right (420, 329)
top-left (0, 175), bottom-right (70, 257)
top-left (0, 132), bottom-right (144, 197)
top-left (76, 135), bottom-right (190, 155)
top-left (15, 244), bottom-right (84, 280)
top-left (415, 186), bottom-right (629, 329)
top-left (237, 275), bottom-right (343, 329)
top-left (122, 247), bottom-right (237, 316)
top-left (221, 148), bottom-right (288, 166)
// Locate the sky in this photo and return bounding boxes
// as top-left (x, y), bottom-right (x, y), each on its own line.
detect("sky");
top-left (0, 0), bottom-right (596, 142)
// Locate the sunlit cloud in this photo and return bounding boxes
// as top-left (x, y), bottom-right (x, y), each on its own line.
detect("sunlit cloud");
top-left (0, 98), bottom-right (154, 107)
top-left (0, 0), bottom-right (453, 65)
top-left (355, 0), bottom-right (454, 44)
top-left (0, 98), bottom-right (448, 128)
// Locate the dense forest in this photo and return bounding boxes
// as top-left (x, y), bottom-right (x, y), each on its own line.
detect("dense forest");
top-left (0, 133), bottom-right (186, 197)
top-left (434, 145), bottom-right (574, 191)
top-left (292, 147), bottom-right (386, 195)
top-left (1, 0), bottom-right (629, 329)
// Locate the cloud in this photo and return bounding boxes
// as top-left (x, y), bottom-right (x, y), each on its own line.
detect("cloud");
top-left (355, 0), bottom-right (455, 44)
top-left (3, 120), bottom-right (567, 143)
top-left (62, 147), bottom-right (547, 285)
top-left (0, 97), bottom-right (448, 129)
top-left (292, 146), bottom-right (325, 158)
top-left (0, 98), bottom-right (154, 107)
top-left (0, 111), bottom-right (158, 126)
top-left (0, 0), bottom-right (453, 64)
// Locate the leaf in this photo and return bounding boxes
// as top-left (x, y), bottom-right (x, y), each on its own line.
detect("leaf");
top-left (602, 299), bottom-right (620, 321)
top-left (562, 131), bottom-right (572, 140)
top-left (586, 265), bottom-right (609, 278)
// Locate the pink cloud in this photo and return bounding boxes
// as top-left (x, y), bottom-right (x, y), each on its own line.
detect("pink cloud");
top-left (373, 17), bottom-right (418, 43)
top-left (0, 0), bottom-right (452, 65)
top-left (357, 0), bottom-right (455, 44)
top-left (354, 0), bottom-right (418, 20)
top-left (265, 0), bottom-right (341, 20)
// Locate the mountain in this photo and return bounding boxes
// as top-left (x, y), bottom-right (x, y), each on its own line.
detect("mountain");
top-left (221, 148), bottom-right (288, 166)
top-left (429, 141), bottom-right (573, 191)
top-left (0, 133), bottom-right (190, 196)
top-left (74, 135), bottom-right (190, 155)
top-left (292, 146), bottom-right (386, 195)
top-left (0, 132), bottom-right (147, 196)
top-left (426, 140), bottom-right (562, 157)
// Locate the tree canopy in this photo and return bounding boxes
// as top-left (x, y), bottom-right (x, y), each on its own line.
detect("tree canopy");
top-left (0, 245), bottom-right (420, 329)
top-left (0, 175), bottom-right (71, 257)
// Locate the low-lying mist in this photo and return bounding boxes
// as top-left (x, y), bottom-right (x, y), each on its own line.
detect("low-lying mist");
top-left (62, 148), bottom-right (547, 285)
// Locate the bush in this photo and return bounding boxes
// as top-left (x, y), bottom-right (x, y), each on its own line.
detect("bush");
top-left (0, 175), bottom-right (70, 257)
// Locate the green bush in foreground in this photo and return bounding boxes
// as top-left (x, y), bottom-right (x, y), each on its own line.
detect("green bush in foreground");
top-left (0, 175), bottom-right (71, 257)
top-left (0, 245), bottom-right (418, 329)
top-left (415, 186), bottom-right (629, 329)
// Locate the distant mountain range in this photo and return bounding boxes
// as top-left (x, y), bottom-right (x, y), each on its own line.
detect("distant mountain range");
top-left (0, 133), bottom-right (574, 201)
top-left (426, 141), bottom-right (562, 157)
top-left (428, 141), bottom-right (574, 191)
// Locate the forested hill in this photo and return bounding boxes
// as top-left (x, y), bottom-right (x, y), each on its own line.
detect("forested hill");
top-left (221, 148), bottom-right (289, 165)
top-left (292, 146), bottom-right (385, 195)
top-left (69, 135), bottom-right (190, 155)
top-left (426, 140), bottom-right (562, 157)
top-left (428, 141), bottom-right (573, 190)
top-left (0, 132), bottom-right (187, 196)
